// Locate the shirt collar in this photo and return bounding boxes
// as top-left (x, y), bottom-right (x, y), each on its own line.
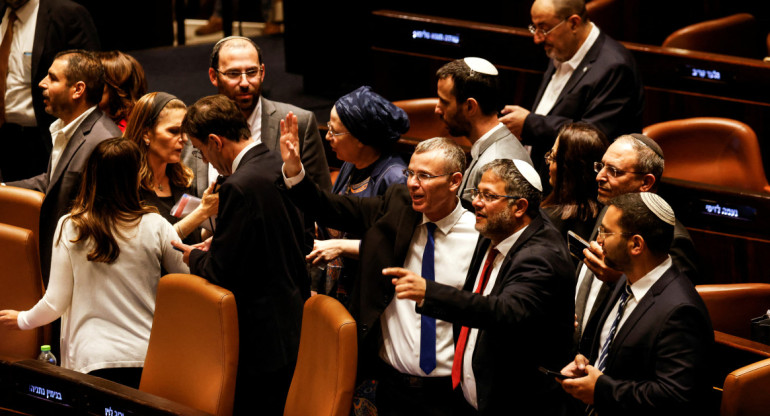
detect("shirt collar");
top-left (246, 97), bottom-right (263, 143)
top-left (7, 0), bottom-right (38, 23)
top-left (627, 255), bottom-right (672, 301)
top-left (421, 197), bottom-right (469, 236)
top-left (492, 224), bottom-right (528, 258)
top-left (231, 140), bottom-right (259, 173)
top-left (49, 106), bottom-right (97, 140)
top-left (555, 22), bottom-right (599, 70)
top-left (470, 123), bottom-right (506, 159)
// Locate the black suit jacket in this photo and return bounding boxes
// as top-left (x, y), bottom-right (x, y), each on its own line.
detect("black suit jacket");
top-left (524, 31), bottom-right (644, 160)
top-left (588, 267), bottom-right (713, 416)
top-left (190, 144), bottom-right (307, 376)
top-left (420, 214), bottom-right (575, 415)
top-left (286, 178), bottom-right (423, 373)
top-left (577, 206), bottom-right (701, 353)
top-left (0, 0), bottom-right (100, 146)
top-left (7, 109), bottom-right (120, 284)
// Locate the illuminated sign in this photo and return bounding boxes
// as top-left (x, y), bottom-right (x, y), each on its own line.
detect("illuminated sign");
top-left (411, 30), bottom-right (460, 44)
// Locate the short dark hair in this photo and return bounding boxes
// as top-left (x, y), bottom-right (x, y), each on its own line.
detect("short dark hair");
top-left (436, 59), bottom-right (501, 116)
top-left (210, 36), bottom-right (263, 69)
top-left (55, 49), bottom-right (105, 106)
top-left (482, 159), bottom-right (542, 218)
top-left (609, 193), bottom-right (674, 256)
top-left (181, 95), bottom-right (251, 143)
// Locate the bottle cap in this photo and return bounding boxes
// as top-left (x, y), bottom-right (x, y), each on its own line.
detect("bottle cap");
top-left (40, 345), bottom-right (51, 352)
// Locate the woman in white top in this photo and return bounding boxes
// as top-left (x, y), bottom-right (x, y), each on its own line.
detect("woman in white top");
top-left (0, 138), bottom-right (188, 388)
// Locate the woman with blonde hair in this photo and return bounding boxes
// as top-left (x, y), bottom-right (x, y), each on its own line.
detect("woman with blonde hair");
top-left (124, 92), bottom-right (218, 243)
top-left (0, 138), bottom-right (188, 388)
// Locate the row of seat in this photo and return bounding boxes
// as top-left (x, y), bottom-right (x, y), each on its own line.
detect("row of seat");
top-left (391, 98), bottom-right (770, 195)
top-left (0, 186), bottom-right (358, 416)
top-left (586, 0), bottom-right (769, 60)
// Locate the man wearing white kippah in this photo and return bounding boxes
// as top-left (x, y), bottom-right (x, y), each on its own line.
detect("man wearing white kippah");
top-left (559, 192), bottom-right (713, 416)
top-left (574, 134), bottom-right (700, 354)
top-left (389, 159), bottom-right (575, 415)
top-left (435, 57), bottom-right (533, 207)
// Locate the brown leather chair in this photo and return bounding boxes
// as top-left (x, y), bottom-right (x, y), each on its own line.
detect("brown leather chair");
top-left (721, 357), bottom-right (770, 416)
top-left (139, 274), bottom-right (239, 416)
top-left (662, 13), bottom-right (765, 59)
top-left (0, 223), bottom-right (46, 359)
top-left (696, 284), bottom-right (770, 339)
top-left (392, 98), bottom-right (471, 148)
top-left (643, 117), bottom-right (770, 194)
top-left (0, 185), bottom-right (45, 249)
top-left (284, 295), bottom-right (357, 416)
top-left (586, 0), bottom-right (622, 40)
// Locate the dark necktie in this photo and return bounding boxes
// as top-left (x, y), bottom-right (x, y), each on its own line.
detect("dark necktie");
top-left (451, 248), bottom-right (499, 388)
top-left (585, 284), bottom-right (632, 416)
top-left (419, 222), bottom-right (438, 375)
top-left (596, 284), bottom-right (633, 372)
top-left (0, 11), bottom-right (18, 127)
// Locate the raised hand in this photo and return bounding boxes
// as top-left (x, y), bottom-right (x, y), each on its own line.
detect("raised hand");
top-left (279, 112), bottom-right (302, 178)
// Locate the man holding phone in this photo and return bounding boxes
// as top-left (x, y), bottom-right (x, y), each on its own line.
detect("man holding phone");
top-left (390, 159), bottom-right (575, 415)
top-left (559, 192), bottom-right (713, 415)
top-left (574, 134), bottom-right (700, 352)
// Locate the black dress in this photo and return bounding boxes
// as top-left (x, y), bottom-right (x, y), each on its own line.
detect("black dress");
top-left (140, 185), bottom-right (203, 246)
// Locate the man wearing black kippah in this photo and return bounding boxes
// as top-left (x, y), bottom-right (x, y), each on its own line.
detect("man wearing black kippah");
top-left (208, 36), bottom-right (331, 191)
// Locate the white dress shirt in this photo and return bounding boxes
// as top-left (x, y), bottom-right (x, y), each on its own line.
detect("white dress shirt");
top-left (534, 22), bottom-right (600, 116)
top-left (575, 262), bottom-right (604, 330)
top-left (49, 106), bottom-right (96, 177)
top-left (246, 96), bottom-right (263, 145)
top-left (469, 123), bottom-right (506, 161)
top-left (379, 200), bottom-right (478, 377)
top-left (461, 226), bottom-right (527, 408)
top-left (231, 140), bottom-right (259, 173)
top-left (594, 256), bottom-right (673, 367)
top-left (2, 0), bottom-right (38, 126)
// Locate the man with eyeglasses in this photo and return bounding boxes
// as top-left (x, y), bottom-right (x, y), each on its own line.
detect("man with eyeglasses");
top-left (434, 57), bottom-right (532, 207)
top-left (574, 134), bottom-right (700, 355)
top-left (499, 0), bottom-right (644, 174)
top-left (280, 129), bottom-right (478, 416)
top-left (559, 192), bottom-right (713, 416)
top-left (389, 158), bottom-right (574, 415)
top-left (207, 36), bottom-right (331, 191)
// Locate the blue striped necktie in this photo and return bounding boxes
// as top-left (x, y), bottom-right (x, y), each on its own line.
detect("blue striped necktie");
top-left (420, 222), bottom-right (438, 374)
top-left (597, 283), bottom-right (633, 372)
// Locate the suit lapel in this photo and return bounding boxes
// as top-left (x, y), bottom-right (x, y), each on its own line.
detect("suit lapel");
top-left (260, 97), bottom-right (279, 151)
top-left (551, 33), bottom-right (606, 110)
top-left (460, 127), bottom-right (510, 194)
top-left (47, 111), bottom-right (100, 192)
top-left (488, 215), bottom-right (543, 294)
top-left (532, 61), bottom-right (556, 109)
top-left (465, 236), bottom-right (491, 292)
top-left (393, 209), bottom-right (422, 267)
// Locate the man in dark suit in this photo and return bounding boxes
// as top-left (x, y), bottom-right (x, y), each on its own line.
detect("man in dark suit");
top-left (281, 125), bottom-right (478, 415)
top-left (208, 36), bottom-right (331, 191)
top-left (434, 58), bottom-right (532, 206)
top-left (389, 159), bottom-right (575, 415)
top-left (172, 95), bottom-right (308, 416)
top-left (560, 192), bottom-right (713, 415)
top-left (4, 50), bottom-right (120, 285)
top-left (0, 0), bottom-right (99, 182)
top-left (499, 0), bottom-right (644, 170)
top-left (574, 134), bottom-right (701, 353)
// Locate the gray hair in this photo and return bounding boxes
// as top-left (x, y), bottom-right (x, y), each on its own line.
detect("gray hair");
top-left (614, 135), bottom-right (664, 190)
top-left (414, 137), bottom-right (467, 174)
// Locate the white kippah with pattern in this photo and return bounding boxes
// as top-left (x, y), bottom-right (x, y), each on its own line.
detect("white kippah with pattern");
top-left (640, 192), bottom-right (675, 225)
top-left (513, 159), bottom-right (542, 192)
top-left (464, 57), bottom-right (498, 76)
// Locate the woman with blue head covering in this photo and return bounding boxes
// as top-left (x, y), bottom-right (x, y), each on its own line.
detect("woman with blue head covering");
top-left (307, 86), bottom-right (410, 306)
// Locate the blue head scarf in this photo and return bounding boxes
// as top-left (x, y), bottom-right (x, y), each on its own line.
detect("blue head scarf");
top-left (334, 86), bottom-right (410, 149)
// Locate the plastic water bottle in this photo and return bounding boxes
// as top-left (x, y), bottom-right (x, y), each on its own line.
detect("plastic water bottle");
top-left (37, 345), bottom-right (57, 366)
